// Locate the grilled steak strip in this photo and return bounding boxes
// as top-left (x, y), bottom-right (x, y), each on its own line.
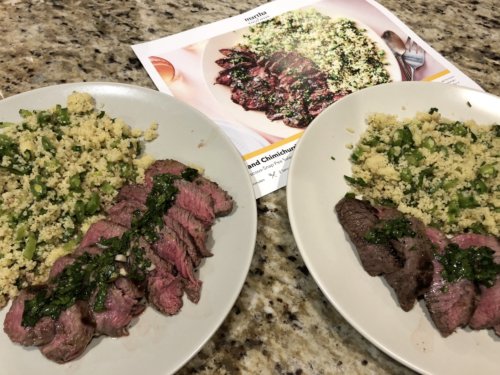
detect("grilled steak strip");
top-left (460, 234), bottom-right (500, 331)
top-left (335, 197), bottom-right (402, 276)
top-left (40, 302), bottom-right (94, 364)
top-left (424, 227), bottom-right (477, 337)
top-left (91, 278), bottom-right (145, 337)
top-left (3, 290), bottom-right (56, 346)
top-left (374, 208), bottom-right (434, 312)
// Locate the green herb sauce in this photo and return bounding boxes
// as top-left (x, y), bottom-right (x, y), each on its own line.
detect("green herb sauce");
top-left (364, 217), bottom-right (416, 244)
top-left (436, 243), bottom-right (500, 287)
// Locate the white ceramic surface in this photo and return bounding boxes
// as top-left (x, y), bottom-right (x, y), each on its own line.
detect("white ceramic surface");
top-left (287, 82), bottom-right (500, 375)
top-left (202, 11), bottom-right (402, 140)
top-left (0, 82), bottom-right (257, 375)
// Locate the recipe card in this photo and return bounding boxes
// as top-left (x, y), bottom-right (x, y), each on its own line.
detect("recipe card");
top-left (132, 0), bottom-right (482, 198)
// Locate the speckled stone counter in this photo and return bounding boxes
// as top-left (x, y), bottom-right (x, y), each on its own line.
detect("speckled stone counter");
top-left (1, 1), bottom-right (498, 374)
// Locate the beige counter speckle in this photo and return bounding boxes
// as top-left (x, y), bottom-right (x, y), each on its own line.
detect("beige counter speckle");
top-left (1, 1), bottom-right (498, 374)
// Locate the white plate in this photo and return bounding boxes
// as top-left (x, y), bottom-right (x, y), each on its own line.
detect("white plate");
top-left (202, 10), bottom-right (402, 140)
top-left (0, 82), bottom-right (257, 375)
top-left (287, 82), bottom-right (500, 375)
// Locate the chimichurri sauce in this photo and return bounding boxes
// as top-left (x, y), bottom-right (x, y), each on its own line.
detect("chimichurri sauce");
top-left (21, 169), bottom-right (198, 327)
top-left (364, 217), bottom-right (416, 245)
top-left (437, 243), bottom-right (500, 287)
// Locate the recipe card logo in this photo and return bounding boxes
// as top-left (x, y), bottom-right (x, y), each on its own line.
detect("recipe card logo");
top-left (244, 11), bottom-right (270, 25)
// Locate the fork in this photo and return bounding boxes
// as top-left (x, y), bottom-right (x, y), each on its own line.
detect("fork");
top-left (403, 37), bottom-right (425, 81)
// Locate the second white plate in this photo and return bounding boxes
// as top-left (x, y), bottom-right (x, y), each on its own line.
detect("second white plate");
top-left (287, 82), bottom-right (500, 375)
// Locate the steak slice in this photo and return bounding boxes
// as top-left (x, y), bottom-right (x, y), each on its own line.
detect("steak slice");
top-left (106, 199), bottom-right (146, 228)
top-left (49, 255), bottom-right (75, 280)
top-left (456, 234), bottom-right (500, 331)
top-left (166, 205), bottom-right (211, 257)
top-left (383, 216), bottom-right (434, 312)
top-left (144, 159), bottom-right (187, 188)
top-left (469, 277), bottom-right (500, 330)
top-left (3, 290), bottom-right (56, 346)
top-left (145, 159), bottom-right (234, 217)
top-left (173, 179), bottom-right (215, 227)
top-left (79, 220), bottom-right (128, 249)
top-left (147, 273), bottom-right (184, 315)
top-left (40, 302), bottom-right (95, 364)
top-left (72, 245), bottom-right (103, 258)
top-left (451, 233), bottom-right (500, 257)
top-left (194, 177), bottom-right (233, 217)
top-left (153, 226), bottom-right (199, 285)
top-left (425, 261), bottom-right (477, 337)
top-left (141, 238), bottom-right (184, 315)
top-left (91, 278), bottom-right (145, 337)
top-left (50, 245), bottom-right (104, 280)
top-left (116, 184), bottom-right (148, 205)
top-left (153, 225), bottom-right (203, 303)
top-left (164, 215), bottom-right (201, 267)
top-left (335, 197), bottom-right (402, 276)
top-left (182, 279), bottom-right (202, 304)
top-left (424, 227), bottom-right (477, 337)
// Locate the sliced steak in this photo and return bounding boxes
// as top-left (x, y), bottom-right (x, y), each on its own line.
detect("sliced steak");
top-left (451, 233), bottom-right (500, 260)
top-left (424, 229), bottom-right (476, 337)
top-left (141, 237), bottom-right (184, 314)
top-left (153, 225), bottom-right (199, 285)
top-left (40, 302), bottom-right (94, 364)
top-left (79, 220), bottom-right (128, 249)
top-left (182, 279), bottom-right (202, 304)
top-left (3, 290), bottom-right (56, 346)
top-left (469, 277), bottom-right (500, 330)
top-left (173, 179), bottom-right (215, 227)
top-left (106, 199), bottom-right (147, 228)
top-left (383, 216), bottom-right (434, 312)
top-left (335, 197), bottom-right (402, 276)
top-left (194, 177), bottom-right (233, 217)
top-left (72, 245), bottom-right (103, 258)
top-left (116, 184), bottom-right (149, 205)
top-left (424, 226), bottom-right (449, 252)
top-left (450, 234), bottom-right (500, 331)
top-left (91, 278), bottom-right (145, 337)
top-left (166, 205), bottom-right (211, 257)
top-left (49, 255), bottom-right (75, 280)
top-left (145, 159), bottom-right (234, 216)
top-left (164, 215), bottom-right (201, 267)
top-left (144, 159), bottom-right (187, 188)
top-left (147, 273), bottom-right (184, 315)
top-left (425, 264), bottom-right (477, 337)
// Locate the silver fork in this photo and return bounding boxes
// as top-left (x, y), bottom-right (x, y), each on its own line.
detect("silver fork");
top-left (403, 37), bottom-right (425, 81)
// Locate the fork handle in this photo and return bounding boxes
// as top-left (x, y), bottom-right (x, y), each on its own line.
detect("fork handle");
top-left (409, 66), bottom-right (416, 81)
top-left (395, 55), bottom-right (411, 81)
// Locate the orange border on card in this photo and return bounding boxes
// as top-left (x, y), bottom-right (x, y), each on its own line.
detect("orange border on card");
top-left (243, 132), bottom-right (303, 160)
top-left (422, 69), bottom-right (450, 81)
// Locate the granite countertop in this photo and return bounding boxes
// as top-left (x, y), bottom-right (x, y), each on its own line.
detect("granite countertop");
top-left (1, 1), bottom-right (498, 374)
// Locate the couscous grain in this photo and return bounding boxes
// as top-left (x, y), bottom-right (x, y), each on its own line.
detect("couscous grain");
top-left (0, 92), bottom-right (156, 307)
top-left (346, 110), bottom-right (499, 236)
